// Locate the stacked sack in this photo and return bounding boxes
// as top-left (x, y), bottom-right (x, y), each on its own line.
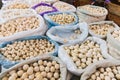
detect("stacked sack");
top-left (77, 5), bottom-right (108, 23)
top-left (107, 28), bottom-right (120, 59)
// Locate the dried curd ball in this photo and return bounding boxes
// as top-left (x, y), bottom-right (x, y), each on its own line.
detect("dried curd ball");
top-left (0, 39), bottom-right (55, 61)
top-left (90, 23), bottom-right (114, 36)
top-left (88, 66), bottom-right (120, 80)
top-left (64, 40), bottom-right (104, 69)
top-left (0, 16), bottom-right (39, 37)
top-left (3, 3), bottom-right (29, 10)
top-left (111, 29), bottom-right (120, 41)
top-left (79, 5), bottom-right (106, 15)
top-left (49, 13), bottom-right (75, 25)
top-left (1, 60), bottom-right (61, 80)
top-left (35, 6), bottom-right (53, 14)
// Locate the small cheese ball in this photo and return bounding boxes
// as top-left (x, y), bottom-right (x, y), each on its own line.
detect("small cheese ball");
top-left (112, 29), bottom-right (120, 42)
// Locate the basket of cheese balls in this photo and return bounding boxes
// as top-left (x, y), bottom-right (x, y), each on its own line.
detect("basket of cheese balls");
top-left (0, 55), bottom-right (67, 80)
top-left (81, 60), bottom-right (120, 80)
top-left (0, 36), bottom-right (59, 69)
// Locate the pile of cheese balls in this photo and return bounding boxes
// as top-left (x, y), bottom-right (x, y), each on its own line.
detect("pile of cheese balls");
top-left (49, 13), bottom-right (75, 25)
top-left (64, 40), bottom-right (104, 69)
top-left (1, 60), bottom-right (60, 80)
top-left (88, 66), bottom-right (120, 80)
top-left (3, 3), bottom-right (29, 10)
top-left (111, 29), bottom-right (120, 41)
top-left (35, 6), bottom-right (53, 14)
top-left (0, 39), bottom-right (55, 61)
top-left (53, 1), bottom-right (73, 12)
top-left (79, 5), bottom-right (106, 15)
top-left (0, 16), bottom-right (39, 37)
top-left (90, 23), bottom-right (114, 36)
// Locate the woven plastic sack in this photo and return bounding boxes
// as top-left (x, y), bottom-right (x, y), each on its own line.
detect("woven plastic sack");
top-left (58, 37), bottom-right (114, 76)
top-left (0, 9), bottom-right (37, 22)
top-left (81, 60), bottom-right (120, 80)
top-left (107, 28), bottom-right (120, 53)
top-left (47, 22), bottom-right (88, 44)
top-left (53, 1), bottom-right (76, 12)
top-left (0, 36), bottom-right (59, 69)
top-left (89, 21), bottom-right (119, 39)
top-left (0, 55), bottom-right (67, 80)
top-left (0, 14), bottom-right (47, 43)
top-left (32, 3), bottom-right (58, 16)
top-left (108, 43), bottom-right (120, 59)
top-left (77, 5), bottom-right (108, 23)
top-left (44, 12), bottom-right (79, 28)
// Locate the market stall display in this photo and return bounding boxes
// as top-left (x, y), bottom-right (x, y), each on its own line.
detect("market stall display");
top-left (47, 22), bottom-right (88, 44)
top-left (0, 0), bottom-right (120, 79)
top-left (89, 21), bottom-right (119, 39)
top-left (77, 5), bottom-right (108, 23)
top-left (44, 12), bottom-right (78, 28)
top-left (32, 3), bottom-right (58, 16)
top-left (0, 36), bottom-right (59, 68)
top-left (0, 55), bottom-right (67, 80)
top-left (53, 1), bottom-right (76, 12)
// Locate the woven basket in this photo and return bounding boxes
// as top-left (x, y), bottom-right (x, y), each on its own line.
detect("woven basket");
top-left (107, 2), bottom-right (120, 16)
top-left (106, 2), bottom-right (120, 26)
top-left (108, 12), bottom-right (120, 26)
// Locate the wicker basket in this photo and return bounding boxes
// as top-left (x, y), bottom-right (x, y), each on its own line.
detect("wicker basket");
top-left (108, 12), bottom-right (120, 26)
top-left (107, 2), bottom-right (120, 16)
top-left (106, 2), bottom-right (120, 26)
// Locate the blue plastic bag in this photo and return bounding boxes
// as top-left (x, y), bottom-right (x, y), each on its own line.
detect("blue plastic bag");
top-left (44, 12), bottom-right (79, 28)
top-left (0, 36), bottom-right (59, 69)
